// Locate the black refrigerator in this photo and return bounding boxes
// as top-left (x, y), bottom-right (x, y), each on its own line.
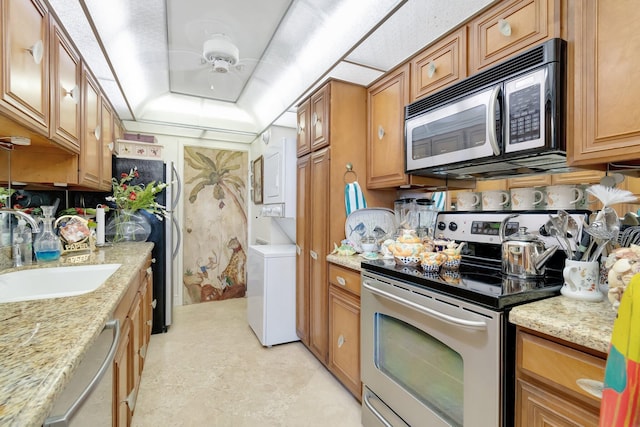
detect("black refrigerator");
top-left (112, 156), bottom-right (180, 334)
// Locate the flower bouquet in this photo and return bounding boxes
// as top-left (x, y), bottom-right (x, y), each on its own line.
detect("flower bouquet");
top-left (104, 167), bottom-right (167, 242)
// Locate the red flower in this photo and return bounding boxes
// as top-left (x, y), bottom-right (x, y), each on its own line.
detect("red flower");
top-left (121, 172), bottom-right (128, 178)
top-left (133, 170), bottom-right (140, 178)
top-left (122, 184), bottom-right (128, 190)
top-left (128, 192), bottom-right (137, 201)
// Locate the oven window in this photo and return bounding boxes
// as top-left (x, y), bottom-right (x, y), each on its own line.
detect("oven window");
top-left (375, 314), bottom-right (463, 426)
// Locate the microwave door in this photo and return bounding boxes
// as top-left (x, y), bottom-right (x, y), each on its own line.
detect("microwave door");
top-left (504, 67), bottom-right (547, 153)
top-left (406, 86), bottom-right (501, 173)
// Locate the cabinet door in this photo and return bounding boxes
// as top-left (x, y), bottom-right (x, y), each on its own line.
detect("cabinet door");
top-left (516, 379), bottom-right (601, 426)
top-left (78, 66), bottom-right (101, 187)
top-left (310, 85), bottom-right (329, 151)
top-left (114, 318), bottom-right (131, 427)
top-left (100, 99), bottom-right (113, 190)
top-left (569, 0), bottom-right (640, 166)
top-left (367, 64), bottom-right (410, 188)
top-left (469, 0), bottom-right (560, 72)
top-left (308, 147), bottom-right (330, 363)
top-left (129, 292), bottom-right (143, 394)
top-left (411, 28), bottom-right (467, 102)
top-left (50, 19), bottom-right (80, 152)
top-left (0, 0), bottom-right (50, 130)
top-left (296, 155), bottom-right (311, 345)
top-left (551, 171), bottom-right (603, 186)
top-left (296, 99), bottom-right (311, 157)
top-left (328, 285), bottom-right (361, 400)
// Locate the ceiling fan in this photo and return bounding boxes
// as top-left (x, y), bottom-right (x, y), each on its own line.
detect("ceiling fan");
top-left (202, 34), bottom-right (243, 74)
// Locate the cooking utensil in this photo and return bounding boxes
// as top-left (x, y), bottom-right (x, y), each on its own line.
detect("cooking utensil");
top-left (545, 214), bottom-right (572, 259)
top-left (500, 214), bottom-right (558, 278)
top-left (582, 207), bottom-right (620, 262)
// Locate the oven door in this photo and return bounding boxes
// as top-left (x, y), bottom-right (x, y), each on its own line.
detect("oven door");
top-left (361, 272), bottom-right (503, 427)
top-left (405, 85), bottom-right (501, 173)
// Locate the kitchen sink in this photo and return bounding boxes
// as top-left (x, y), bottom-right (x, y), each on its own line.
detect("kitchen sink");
top-left (0, 264), bottom-right (121, 303)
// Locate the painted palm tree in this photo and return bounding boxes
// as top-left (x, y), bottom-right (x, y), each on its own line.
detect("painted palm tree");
top-left (184, 147), bottom-right (247, 225)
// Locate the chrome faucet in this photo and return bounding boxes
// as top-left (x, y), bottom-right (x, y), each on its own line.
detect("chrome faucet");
top-left (0, 208), bottom-right (40, 233)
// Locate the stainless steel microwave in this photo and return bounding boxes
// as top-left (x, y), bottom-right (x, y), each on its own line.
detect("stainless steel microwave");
top-left (405, 38), bottom-right (567, 179)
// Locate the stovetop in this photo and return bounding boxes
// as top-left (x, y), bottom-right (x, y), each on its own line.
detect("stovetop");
top-left (361, 259), bottom-right (562, 310)
top-left (360, 210), bottom-right (589, 310)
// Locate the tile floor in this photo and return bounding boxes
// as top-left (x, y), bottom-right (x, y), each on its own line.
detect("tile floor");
top-left (131, 298), bottom-right (362, 427)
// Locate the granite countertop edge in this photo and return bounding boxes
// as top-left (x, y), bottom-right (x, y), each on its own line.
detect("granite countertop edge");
top-left (327, 253), bottom-right (616, 355)
top-left (0, 242), bottom-right (153, 427)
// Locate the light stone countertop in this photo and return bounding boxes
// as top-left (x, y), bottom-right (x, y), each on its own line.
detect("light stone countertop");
top-left (327, 253), bottom-right (617, 355)
top-left (0, 242), bottom-right (153, 427)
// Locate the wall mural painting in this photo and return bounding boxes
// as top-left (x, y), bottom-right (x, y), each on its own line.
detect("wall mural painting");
top-left (182, 146), bottom-right (248, 304)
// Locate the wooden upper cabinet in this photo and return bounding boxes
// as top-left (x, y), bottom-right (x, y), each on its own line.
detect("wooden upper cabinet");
top-left (50, 19), bottom-right (80, 153)
top-left (296, 98), bottom-right (311, 157)
top-left (79, 66), bottom-right (101, 188)
top-left (411, 27), bottom-right (468, 102)
top-left (101, 99), bottom-right (113, 190)
top-left (568, 0), bottom-right (640, 166)
top-left (367, 64), bottom-right (410, 189)
top-left (0, 0), bottom-right (50, 130)
top-left (310, 84), bottom-right (330, 151)
top-left (507, 175), bottom-right (551, 189)
top-left (468, 0), bottom-right (561, 72)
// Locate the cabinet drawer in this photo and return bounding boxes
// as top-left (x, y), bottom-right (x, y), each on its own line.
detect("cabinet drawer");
top-left (328, 264), bottom-right (361, 296)
top-left (518, 331), bottom-right (605, 407)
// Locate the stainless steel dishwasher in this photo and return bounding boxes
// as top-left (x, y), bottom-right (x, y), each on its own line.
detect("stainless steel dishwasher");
top-left (44, 319), bottom-right (120, 427)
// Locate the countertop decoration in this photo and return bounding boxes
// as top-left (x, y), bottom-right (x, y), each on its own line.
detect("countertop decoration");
top-left (0, 242), bottom-right (153, 427)
top-left (105, 167), bottom-right (167, 242)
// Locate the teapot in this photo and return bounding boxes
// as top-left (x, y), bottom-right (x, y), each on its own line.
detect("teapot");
top-left (500, 214), bottom-right (558, 278)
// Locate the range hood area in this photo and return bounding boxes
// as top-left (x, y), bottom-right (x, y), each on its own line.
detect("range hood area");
top-left (410, 151), bottom-right (576, 180)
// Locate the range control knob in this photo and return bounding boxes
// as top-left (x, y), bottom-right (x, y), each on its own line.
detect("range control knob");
top-left (437, 221), bottom-right (446, 231)
top-left (448, 222), bottom-right (458, 232)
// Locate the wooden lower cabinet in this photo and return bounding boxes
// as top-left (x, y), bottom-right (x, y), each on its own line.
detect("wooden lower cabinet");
top-left (515, 329), bottom-right (605, 426)
top-left (327, 263), bottom-right (361, 400)
top-left (112, 254), bottom-right (153, 426)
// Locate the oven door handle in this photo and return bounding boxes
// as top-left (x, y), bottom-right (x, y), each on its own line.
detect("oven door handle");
top-left (363, 390), bottom-right (394, 427)
top-left (363, 281), bottom-right (487, 330)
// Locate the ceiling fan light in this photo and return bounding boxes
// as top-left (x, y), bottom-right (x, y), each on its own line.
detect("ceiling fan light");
top-left (212, 59), bottom-right (230, 73)
top-left (203, 35), bottom-right (239, 66)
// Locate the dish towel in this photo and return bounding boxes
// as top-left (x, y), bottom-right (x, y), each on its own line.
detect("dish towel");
top-left (600, 273), bottom-right (640, 426)
top-left (345, 181), bottom-right (367, 216)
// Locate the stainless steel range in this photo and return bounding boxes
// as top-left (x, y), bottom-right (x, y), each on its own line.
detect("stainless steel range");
top-left (360, 210), bottom-right (588, 427)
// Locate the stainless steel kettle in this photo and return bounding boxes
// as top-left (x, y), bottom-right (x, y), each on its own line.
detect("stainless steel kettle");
top-left (500, 214), bottom-right (558, 278)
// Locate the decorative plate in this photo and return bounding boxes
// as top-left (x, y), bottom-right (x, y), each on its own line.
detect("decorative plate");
top-left (345, 208), bottom-right (396, 253)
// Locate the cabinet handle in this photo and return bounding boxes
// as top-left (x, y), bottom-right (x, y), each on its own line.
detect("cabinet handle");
top-left (498, 18), bottom-right (512, 37)
top-left (297, 123), bottom-right (305, 134)
top-left (310, 250), bottom-right (318, 260)
top-left (94, 125), bottom-right (101, 141)
top-left (377, 125), bottom-right (385, 140)
top-left (26, 40), bottom-right (44, 64)
top-left (139, 343), bottom-right (147, 359)
top-left (312, 112), bottom-right (319, 126)
top-left (124, 388), bottom-right (137, 411)
top-left (151, 299), bottom-right (157, 309)
top-left (427, 61), bottom-right (437, 78)
top-left (146, 319), bottom-right (153, 326)
top-left (147, 267), bottom-right (153, 275)
top-left (63, 85), bottom-right (79, 103)
top-left (107, 142), bottom-right (114, 152)
top-left (337, 334), bottom-right (345, 348)
top-left (576, 378), bottom-right (603, 399)
top-left (296, 245), bottom-right (301, 255)
top-left (151, 258), bottom-right (156, 264)
top-left (336, 276), bottom-right (347, 287)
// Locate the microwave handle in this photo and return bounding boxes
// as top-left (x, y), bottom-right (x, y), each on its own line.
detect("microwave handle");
top-left (488, 85), bottom-right (501, 156)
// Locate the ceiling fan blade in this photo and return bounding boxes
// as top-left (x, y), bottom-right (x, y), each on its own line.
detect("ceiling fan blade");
top-left (168, 49), bottom-right (206, 71)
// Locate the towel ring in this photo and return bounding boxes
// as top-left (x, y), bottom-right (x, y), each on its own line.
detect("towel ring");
top-left (343, 163), bottom-right (358, 184)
